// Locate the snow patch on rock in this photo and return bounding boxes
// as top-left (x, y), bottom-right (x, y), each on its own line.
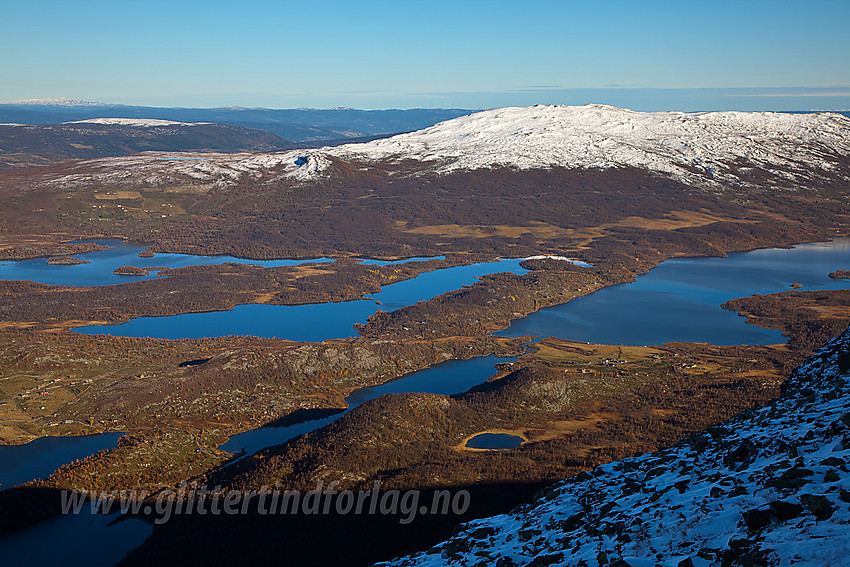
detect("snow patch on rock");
top-left (524, 255), bottom-right (593, 267)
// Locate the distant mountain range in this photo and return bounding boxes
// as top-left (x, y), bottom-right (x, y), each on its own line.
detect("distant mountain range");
top-left (0, 121), bottom-right (297, 168)
top-left (0, 99), bottom-right (472, 143)
top-left (4, 97), bottom-right (116, 107)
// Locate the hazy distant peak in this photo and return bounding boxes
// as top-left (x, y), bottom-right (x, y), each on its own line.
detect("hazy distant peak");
top-left (3, 97), bottom-right (112, 107)
top-left (64, 118), bottom-right (209, 127)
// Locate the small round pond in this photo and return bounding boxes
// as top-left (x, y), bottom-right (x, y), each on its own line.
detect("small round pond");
top-left (465, 433), bottom-right (525, 450)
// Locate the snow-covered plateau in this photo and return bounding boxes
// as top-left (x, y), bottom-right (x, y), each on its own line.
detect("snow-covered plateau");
top-left (381, 328), bottom-right (850, 567)
top-left (327, 104), bottom-right (850, 186)
top-left (64, 118), bottom-right (210, 127)
top-left (48, 104), bottom-right (850, 192)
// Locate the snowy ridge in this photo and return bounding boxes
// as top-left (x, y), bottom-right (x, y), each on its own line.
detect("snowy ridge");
top-left (383, 329), bottom-right (850, 566)
top-left (326, 104), bottom-right (850, 186)
top-left (64, 118), bottom-right (210, 127)
top-left (48, 150), bottom-right (328, 189)
top-left (42, 105), bottom-right (850, 189)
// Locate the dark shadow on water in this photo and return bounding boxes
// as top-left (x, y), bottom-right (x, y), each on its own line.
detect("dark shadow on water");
top-left (0, 485), bottom-right (152, 567)
top-left (261, 407), bottom-right (345, 428)
top-left (0, 485), bottom-right (65, 536)
top-left (117, 480), bottom-right (552, 567)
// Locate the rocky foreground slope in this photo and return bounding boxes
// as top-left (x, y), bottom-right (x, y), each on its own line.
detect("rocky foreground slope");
top-left (382, 329), bottom-right (850, 567)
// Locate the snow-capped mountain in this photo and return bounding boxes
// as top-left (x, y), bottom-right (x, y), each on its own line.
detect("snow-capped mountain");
top-left (382, 328), bottom-right (850, 567)
top-left (33, 104), bottom-right (850, 193)
top-left (321, 104), bottom-right (850, 186)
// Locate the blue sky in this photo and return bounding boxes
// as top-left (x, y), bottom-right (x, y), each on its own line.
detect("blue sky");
top-left (1, 0), bottom-right (848, 110)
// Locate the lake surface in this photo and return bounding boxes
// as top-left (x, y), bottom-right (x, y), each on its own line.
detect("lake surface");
top-left (0, 432), bottom-right (124, 490)
top-left (74, 258), bottom-right (529, 341)
top-left (497, 239), bottom-right (850, 345)
top-left (0, 240), bottom-right (334, 287)
top-left (0, 240), bottom-right (444, 287)
top-left (70, 239), bottom-right (850, 345)
top-left (465, 433), bottom-right (524, 450)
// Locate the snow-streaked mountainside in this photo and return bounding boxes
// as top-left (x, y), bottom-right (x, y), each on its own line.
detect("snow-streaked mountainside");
top-left (46, 151), bottom-right (330, 189)
top-left (382, 329), bottom-right (850, 567)
top-left (326, 104), bottom-right (850, 185)
top-left (42, 104), bottom-right (850, 191)
top-left (65, 118), bottom-right (210, 127)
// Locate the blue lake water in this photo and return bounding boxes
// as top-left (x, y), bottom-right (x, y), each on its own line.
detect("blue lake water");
top-left (465, 433), bottom-right (524, 450)
top-left (62, 238), bottom-right (850, 345)
top-left (0, 239), bottom-right (445, 287)
top-left (0, 432), bottom-right (125, 490)
top-left (497, 239), bottom-right (850, 345)
top-left (74, 258), bottom-right (529, 341)
top-left (0, 240), bottom-right (334, 286)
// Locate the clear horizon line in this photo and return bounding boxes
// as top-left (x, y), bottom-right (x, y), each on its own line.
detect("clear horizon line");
top-left (4, 85), bottom-right (850, 111)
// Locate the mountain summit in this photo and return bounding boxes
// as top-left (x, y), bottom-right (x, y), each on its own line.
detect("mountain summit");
top-left (323, 104), bottom-right (850, 186)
